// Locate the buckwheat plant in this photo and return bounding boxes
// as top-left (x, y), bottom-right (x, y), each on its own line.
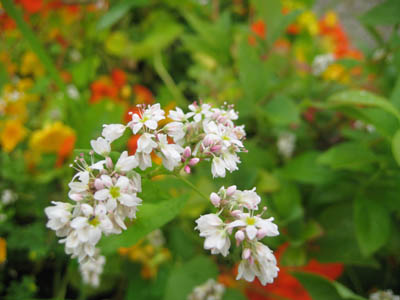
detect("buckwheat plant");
top-left (45, 102), bottom-right (279, 287)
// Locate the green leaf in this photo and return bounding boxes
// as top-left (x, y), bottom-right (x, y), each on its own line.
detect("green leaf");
top-left (97, 0), bottom-right (148, 30)
top-left (222, 289), bottom-right (247, 300)
top-left (293, 272), bottom-right (367, 300)
top-left (69, 57), bottom-right (100, 88)
top-left (264, 96), bottom-right (300, 125)
top-left (281, 151), bottom-right (334, 184)
top-left (327, 90), bottom-right (400, 123)
top-left (392, 129), bottom-right (400, 166)
top-left (268, 10), bottom-right (302, 45)
top-left (360, 0), bottom-right (400, 26)
top-left (164, 256), bottom-right (218, 300)
top-left (272, 181), bottom-right (303, 224)
top-left (354, 195), bottom-right (391, 256)
top-left (317, 142), bottom-right (378, 171)
top-left (1, 0), bottom-right (65, 90)
top-left (100, 194), bottom-right (187, 253)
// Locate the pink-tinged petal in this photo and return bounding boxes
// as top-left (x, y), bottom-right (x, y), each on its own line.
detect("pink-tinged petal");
top-left (100, 175), bottom-right (113, 187)
top-left (119, 193), bottom-right (138, 207)
top-left (116, 176), bottom-right (129, 190)
top-left (227, 219), bottom-right (246, 228)
top-left (94, 189), bottom-right (110, 201)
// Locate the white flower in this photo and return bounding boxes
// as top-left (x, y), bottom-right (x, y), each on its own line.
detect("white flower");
top-left (127, 103), bottom-right (165, 134)
top-left (45, 202), bottom-right (73, 237)
top-left (67, 84), bottom-right (80, 100)
top-left (137, 133), bottom-right (158, 154)
top-left (115, 151), bottom-right (138, 172)
top-left (1, 189), bottom-right (17, 205)
top-left (195, 214), bottom-right (231, 256)
top-left (157, 134), bottom-right (183, 171)
top-left (277, 132), bottom-right (296, 159)
top-left (370, 290), bottom-right (400, 300)
top-left (136, 152), bottom-right (152, 171)
top-left (70, 216), bottom-right (102, 246)
top-left (211, 157), bottom-right (226, 178)
top-left (189, 103), bottom-right (212, 122)
top-left (163, 121), bottom-right (186, 142)
top-left (236, 242), bottom-right (279, 285)
top-left (80, 251), bottom-right (105, 287)
top-left (231, 188), bottom-right (261, 210)
top-left (94, 175), bottom-right (141, 211)
top-left (68, 171), bottom-right (90, 201)
top-left (188, 279), bottom-right (225, 300)
top-left (228, 213), bottom-right (279, 240)
top-left (312, 53), bottom-right (335, 76)
top-left (168, 107), bottom-right (194, 121)
top-left (102, 124), bottom-right (126, 143)
top-left (222, 152), bottom-right (240, 172)
top-left (90, 137), bottom-right (111, 156)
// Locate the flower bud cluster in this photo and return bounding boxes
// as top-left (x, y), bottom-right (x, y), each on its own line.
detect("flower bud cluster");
top-left (370, 290), bottom-right (400, 300)
top-left (187, 279), bottom-right (225, 300)
top-left (195, 186), bottom-right (279, 285)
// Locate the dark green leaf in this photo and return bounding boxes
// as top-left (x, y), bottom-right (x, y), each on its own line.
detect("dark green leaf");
top-left (264, 96), bottom-right (300, 125)
top-left (360, 0), bottom-right (400, 26)
top-left (392, 129), bottom-right (400, 166)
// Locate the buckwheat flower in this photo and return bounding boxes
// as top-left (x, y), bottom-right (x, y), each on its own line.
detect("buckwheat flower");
top-left (163, 121), bottom-right (186, 142)
top-left (115, 151), bottom-right (138, 172)
top-left (80, 251), bottom-right (105, 287)
top-left (231, 188), bottom-right (261, 211)
top-left (195, 214), bottom-right (231, 256)
top-left (157, 134), bottom-right (183, 171)
top-left (94, 175), bottom-right (141, 211)
top-left (45, 202), bottom-right (73, 237)
top-left (102, 124), bottom-right (126, 143)
top-left (277, 132), bottom-right (296, 159)
top-left (370, 290), bottom-right (400, 300)
top-left (168, 107), bottom-right (194, 122)
top-left (222, 151), bottom-right (240, 172)
top-left (68, 171), bottom-right (90, 201)
top-left (1, 189), bottom-right (17, 205)
top-left (90, 137), bottom-right (111, 156)
top-left (136, 152), bottom-right (152, 171)
top-left (187, 279), bottom-right (225, 300)
top-left (211, 157), bottom-right (226, 178)
top-left (189, 102), bottom-right (212, 122)
top-left (312, 53), bottom-right (335, 76)
top-left (128, 103), bottom-right (165, 134)
top-left (237, 242), bottom-right (279, 285)
top-left (70, 216), bottom-right (102, 246)
top-left (137, 133), bottom-right (157, 154)
top-left (228, 213), bottom-right (279, 240)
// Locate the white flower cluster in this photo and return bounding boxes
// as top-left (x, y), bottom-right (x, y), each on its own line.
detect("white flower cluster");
top-left (45, 102), bottom-right (246, 287)
top-left (370, 290), bottom-right (400, 300)
top-left (195, 186), bottom-right (279, 286)
top-left (187, 279), bottom-right (225, 300)
top-left (0, 189), bottom-right (17, 223)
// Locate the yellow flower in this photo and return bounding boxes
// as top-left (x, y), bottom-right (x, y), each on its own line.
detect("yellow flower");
top-left (0, 119), bottom-right (27, 152)
top-left (20, 51), bottom-right (45, 78)
top-left (322, 64), bottom-right (349, 83)
top-left (324, 11), bottom-right (338, 27)
top-left (29, 122), bottom-right (75, 153)
top-left (298, 11), bottom-right (319, 36)
top-left (0, 238), bottom-right (6, 264)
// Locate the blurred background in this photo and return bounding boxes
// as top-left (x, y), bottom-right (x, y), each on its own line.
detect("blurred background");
top-left (0, 0), bottom-right (400, 299)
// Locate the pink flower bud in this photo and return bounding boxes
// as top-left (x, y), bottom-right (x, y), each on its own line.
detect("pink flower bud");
top-left (242, 248), bottom-right (251, 260)
top-left (184, 165), bottom-right (191, 174)
top-left (189, 157), bottom-right (200, 166)
top-left (94, 178), bottom-right (104, 190)
top-left (203, 136), bottom-right (213, 147)
top-left (231, 210), bottom-right (241, 218)
top-left (106, 157), bottom-right (113, 169)
top-left (183, 147), bottom-right (191, 158)
top-left (226, 185), bottom-right (237, 196)
top-left (69, 193), bottom-right (83, 201)
top-left (210, 192), bottom-right (221, 207)
top-left (235, 230), bottom-right (245, 245)
top-left (210, 144), bottom-right (222, 153)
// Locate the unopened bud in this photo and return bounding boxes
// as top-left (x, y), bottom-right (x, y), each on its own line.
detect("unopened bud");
top-left (242, 248), bottom-right (251, 260)
top-left (183, 147), bottom-right (191, 158)
top-left (235, 230), bottom-right (245, 245)
top-left (226, 185), bottom-right (237, 196)
top-left (184, 165), bottom-right (191, 174)
top-left (203, 136), bottom-right (213, 147)
top-left (189, 157), bottom-right (200, 166)
top-left (257, 228), bottom-right (268, 240)
top-left (210, 192), bottom-right (221, 207)
top-left (106, 157), bottom-right (113, 169)
top-left (69, 193), bottom-right (83, 201)
top-left (210, 144), bottom-right (222, 153)
top-left (231, 210), bottom-right (241, 218)
top-left (94, 178), bottom-right (104, 190)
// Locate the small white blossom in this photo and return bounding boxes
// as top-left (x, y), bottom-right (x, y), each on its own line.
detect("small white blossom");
top-left (102, 124), bottom-right (126, 143)
top-left (370, 290), bottom-right (400, 300)
top-left (187, 279), bottom-right (225, 300)
top-left (128, 103), bottom-right (165, 134)
top-left (90, 137), bottom-right (111, 157)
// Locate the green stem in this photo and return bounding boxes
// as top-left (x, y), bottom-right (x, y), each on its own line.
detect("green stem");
top-left (153, 52), bottom-right (187, 107)
top-left (176, 174), bottom-right (209, 201)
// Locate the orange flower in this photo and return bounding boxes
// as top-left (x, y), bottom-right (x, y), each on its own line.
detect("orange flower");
top-left (127, 134), bottom-right (140, 155)
top-left (0, 238), bottom-right (6, 264)
top-left (16, 0), bottom-right (43, 14)
top-left (0, 119), bottom-right (27, 152)
top-left (133, 84), bottom-right (154, 104)
top-left (90, 79), bottom-right (119, 103)
top-left (56, 134), bottom-right (76, 167)
top-left (251, 20), bottom-right (266, 39)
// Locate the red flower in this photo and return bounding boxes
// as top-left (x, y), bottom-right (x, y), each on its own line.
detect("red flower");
top-left (127, 134), bottom-right (140, 155)
top-left (16, 0), bottom-right (43, 14)
top-left (90, 80), bottom-right (118, 103)
top-left (111, 69), bottom-right (126, 89)
top-left (133, 84), bottom-right (154, 104)
top-left (246, 243), bottom-right (344, 300)
top-left (251, 20), bottom-right (267, 39)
